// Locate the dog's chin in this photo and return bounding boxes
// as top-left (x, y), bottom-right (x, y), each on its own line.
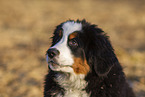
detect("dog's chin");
top-left (48, 62), bottom-right (74, 73)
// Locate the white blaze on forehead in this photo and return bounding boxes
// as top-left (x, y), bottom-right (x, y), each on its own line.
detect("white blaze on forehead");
top-left (49, 21), bottom-right (82, 67)
top-left (62, 21), bottom-right (82, 35)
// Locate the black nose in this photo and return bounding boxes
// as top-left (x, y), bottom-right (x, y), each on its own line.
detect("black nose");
top-left (47, 48), bottom-right (60, 58)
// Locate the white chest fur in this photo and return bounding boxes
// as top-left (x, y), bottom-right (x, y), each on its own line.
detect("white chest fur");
top-left (55, 73), bottom-right (89, 97)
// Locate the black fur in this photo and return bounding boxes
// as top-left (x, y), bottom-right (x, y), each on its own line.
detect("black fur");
top-left (44, 20), bottom-right (135, 97)
top-left (44, 69), bottom-right (65, 96)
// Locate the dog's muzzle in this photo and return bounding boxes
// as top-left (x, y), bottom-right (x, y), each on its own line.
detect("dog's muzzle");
top-left (46, 48), bottom-right (60, 68)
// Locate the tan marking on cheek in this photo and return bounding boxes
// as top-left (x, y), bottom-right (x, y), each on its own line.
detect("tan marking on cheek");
top-left (72, 57), bottom-right (90, 74)
top-left (69, 32), bottom-right (78, 40)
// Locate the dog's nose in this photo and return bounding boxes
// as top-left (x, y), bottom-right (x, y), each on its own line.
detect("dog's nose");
top-left (47, 48), bottom-right (60, 58)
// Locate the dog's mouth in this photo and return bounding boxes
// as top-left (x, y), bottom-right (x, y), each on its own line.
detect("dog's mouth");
top-left (48, 60), bottom-right (71, 68)
top-left (48, 61), bottom-right (59, 66)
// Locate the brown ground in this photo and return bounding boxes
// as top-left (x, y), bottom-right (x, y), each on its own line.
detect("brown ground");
top-left (0, 0), bottom-right (145, 97)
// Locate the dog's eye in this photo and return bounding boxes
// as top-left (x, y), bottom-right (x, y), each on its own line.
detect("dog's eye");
top-left (69, 39), bottom-right (78, 48)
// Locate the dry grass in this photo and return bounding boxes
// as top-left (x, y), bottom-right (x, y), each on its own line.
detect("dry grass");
top-left (0, 0), bottom-right (145, 97)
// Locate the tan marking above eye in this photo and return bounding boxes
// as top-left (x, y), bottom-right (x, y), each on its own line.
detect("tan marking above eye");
top-left (69, 32), bottom-right (78, 40)
top-left (58, 29), bottom-right (63, 37)
top-left (72, 57), bottom-right (90, 75)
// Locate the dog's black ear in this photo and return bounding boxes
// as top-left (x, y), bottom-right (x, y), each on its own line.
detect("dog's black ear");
top-left (93, 35), bottom-right (118, 76)
top-left (82, 25), bottom-right (118, 76)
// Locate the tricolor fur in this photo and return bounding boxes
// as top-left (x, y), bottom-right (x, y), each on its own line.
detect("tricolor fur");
top-left (44, 20), bottom-right (135, 97)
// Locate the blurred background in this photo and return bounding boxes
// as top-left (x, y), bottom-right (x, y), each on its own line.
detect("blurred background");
top-left (0, 0), bottom-right (145, 97)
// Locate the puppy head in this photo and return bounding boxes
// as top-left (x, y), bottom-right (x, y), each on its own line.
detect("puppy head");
top-left (46, 20), bottom-right (117, 76)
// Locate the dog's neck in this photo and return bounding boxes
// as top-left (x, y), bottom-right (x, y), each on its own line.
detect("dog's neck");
top-left (55, 72), bottom-right (86, 90)
top-left (54, 72), bottom-right (89, 97)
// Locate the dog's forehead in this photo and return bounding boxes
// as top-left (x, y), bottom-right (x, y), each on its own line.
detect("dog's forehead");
top-left (62, 21), bottom-right (82, 35)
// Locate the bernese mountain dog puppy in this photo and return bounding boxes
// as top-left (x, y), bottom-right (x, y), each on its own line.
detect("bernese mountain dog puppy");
top-left (44, 20), bottom-right (135, 97)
